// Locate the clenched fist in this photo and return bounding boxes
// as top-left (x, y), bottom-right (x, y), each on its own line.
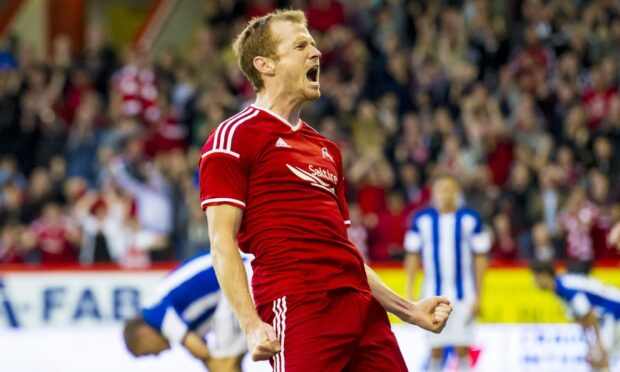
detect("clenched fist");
top-left (403, 296), bottom-right (452, 333)
top-left (246, 320), bottom-right (281, 361)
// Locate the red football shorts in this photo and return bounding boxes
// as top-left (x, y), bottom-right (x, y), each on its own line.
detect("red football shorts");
top-left (257, 288), bottom-right (408, 371)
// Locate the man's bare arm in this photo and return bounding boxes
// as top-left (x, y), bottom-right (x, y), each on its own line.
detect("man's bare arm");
top-left (472, 253), bottom-right (488, 317)
top-left (364, 264), bottom-right (451, 333)
top-left (206, 205), bottom-right (255, 330)
top-left (473, 254), bottom-right (487, 296)
top-left (579, 311), bottom-right (609, 369)
top-left (182, 331), bottom-right (210, 360)
top-left (404, 253), bottom-right (421, 301)
top-left (206, 204), bottom-right (280, 361)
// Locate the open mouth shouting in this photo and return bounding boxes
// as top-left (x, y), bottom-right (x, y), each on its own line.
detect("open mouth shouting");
top-left (306, 65), bottom-right (320, 85)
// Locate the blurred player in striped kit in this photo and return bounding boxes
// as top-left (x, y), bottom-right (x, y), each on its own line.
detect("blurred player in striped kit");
top-left (532, 261), bottom-right (620, 372)
top-left (404, 174), bottom-right (491, 371)
top-left (123, 251), bottom-right (251, 371)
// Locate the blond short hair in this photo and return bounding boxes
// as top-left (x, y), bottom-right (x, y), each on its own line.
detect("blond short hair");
top-left (232, 9), bottom-right (307, 92)
top-left (431, 172), bottom-right (460, 187)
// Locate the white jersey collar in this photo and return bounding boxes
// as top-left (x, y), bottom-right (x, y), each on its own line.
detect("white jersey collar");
top-left (250, 104), bottom-right (303, 131)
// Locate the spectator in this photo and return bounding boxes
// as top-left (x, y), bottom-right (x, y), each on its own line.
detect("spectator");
top-left (305, 0), bottom-right (345, 32)
top-left (500, 161), bottom-right (534, 234)
top-left (527, 169), bottom-right (564, 235)
top-left (393, 113), bottom-right (431, 167)
top-left (1, 1), bottom-right (620, 268)
top-left (179, 171), bottom-right (209, 258)
top-left (79, 23), bottom-right (117, 101)
top-left (590, 136), bottom-right (619, 181)
top-left (0, 221), bottom-right (27, 263)
top-left (65, 91), bottom-right (105, 184)
top-left (397, 162), bottom-right (429, 206)
top-left (581, 63), bottom-right (618, 129)
top-left (108, 156), bottom-right (172, 252)
top-left (531, 222), bottom-right (555, 262)
top-left (491, 212), bottom-right (518, 262)
top-left (0, 183), bottom-right (27, 226)
top-left (348, 152), bottom-right (394, 217)
top-left (146, 95), bottom-right (189, 156)
top-left (557, 187), bottom-right (598, 272)
top-left (465, 166), bottom-right (499, 221)
top-left (26, 201), bottom-right (81, 264)
top-left (23, 168), bottom-right (60, 223)
top-left (587, 170), bottom-right (616, 260)
top-left (73, 189), bottom-right (125, 264)
top-left (553, 144), bottom-right (583, 189)
top-left (0, 156), bottom-right (27, 189)
top-left (112, 48), bottom-right (158, 123)
top-left (368, 189), bottom-right (413, 262)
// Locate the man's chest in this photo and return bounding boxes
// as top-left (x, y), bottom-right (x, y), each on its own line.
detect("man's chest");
top-left (250, 132), bottom-right (340, 195)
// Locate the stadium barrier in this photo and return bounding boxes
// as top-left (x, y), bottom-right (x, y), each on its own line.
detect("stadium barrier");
top-left (2, 263), bottom-right (619, 371)
top-left (1, 262), bottom-right (620, 328)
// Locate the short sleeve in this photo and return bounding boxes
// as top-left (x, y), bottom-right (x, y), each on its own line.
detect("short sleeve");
top-left (404, 218), bottom-right (422, 253)
top-left (199, 123), bottom-right (254, 210)
top-left (142, 298), bottom-right (188, 343)
top-left (569, 292), bottom-right (592, 318)
top-left (468, 211), bottom-right (491, 254)
top-left (160, 307), bottom-right (189, 343)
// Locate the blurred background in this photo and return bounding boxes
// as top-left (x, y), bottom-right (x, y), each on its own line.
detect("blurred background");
top-left (1, 0), bottom-right (620, 371)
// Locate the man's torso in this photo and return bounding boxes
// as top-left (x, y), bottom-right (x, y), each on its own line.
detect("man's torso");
top-left (200, 105), bottom-right (368, 306)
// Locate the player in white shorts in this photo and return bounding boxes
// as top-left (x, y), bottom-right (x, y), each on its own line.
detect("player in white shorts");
top-left (532, 261), bottom-right (620, 371)
top-left (404, 174), bottom-right (490, 371)
top-left (123, 251), bottom-right (251, 371)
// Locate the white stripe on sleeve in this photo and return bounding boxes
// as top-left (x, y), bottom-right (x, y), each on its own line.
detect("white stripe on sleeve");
top-left (161, 307), bottom-right (188, 343)
top-left (470, 230), bottom-right (491, 254)
top-left (404, 231), bottom-right (422, 253)
top-left (201, 198), bottom-right (246, 208)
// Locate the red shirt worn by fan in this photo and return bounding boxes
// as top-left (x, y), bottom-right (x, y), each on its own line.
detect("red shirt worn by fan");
top-left (30, 217), bottom-right (80, 263)
top-left (199, 104), bottom-right (369, 306)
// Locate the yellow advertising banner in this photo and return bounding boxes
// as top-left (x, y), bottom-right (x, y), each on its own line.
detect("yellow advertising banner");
top-left (373, 266), bottom-right (620, 323)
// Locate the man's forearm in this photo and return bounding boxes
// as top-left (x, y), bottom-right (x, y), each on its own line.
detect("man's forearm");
top-left (474, 254), bottom-right (488, 301)
top-left (591, 316), bottom-right (607, 355)
top-left (404, 254), bottom-right (420, 300)
top-left (211, 239), bottom-right (260, 332)
top-left (365, 264), bottom-right (413, 320)
top-left (183, 331), bottom-right (210, 360)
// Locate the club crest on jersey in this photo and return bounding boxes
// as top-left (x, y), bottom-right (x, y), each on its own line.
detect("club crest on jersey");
top-left (286, 164), bottom-right (336, 194)
top-left (275, 137), bottom-right (292, 148)
top-left (322, 147), bottom-right (334, 162)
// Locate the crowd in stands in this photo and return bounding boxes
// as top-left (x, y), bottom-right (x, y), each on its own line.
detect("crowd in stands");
top-left (1, 0), bottom-right (620, 270)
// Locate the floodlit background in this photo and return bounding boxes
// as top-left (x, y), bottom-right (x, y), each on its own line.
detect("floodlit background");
top-left (1, 0), bottom-right (620, 371)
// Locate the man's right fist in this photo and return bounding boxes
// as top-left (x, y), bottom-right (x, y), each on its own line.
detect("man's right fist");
top-left (247, 321), bottom-right (281, 361)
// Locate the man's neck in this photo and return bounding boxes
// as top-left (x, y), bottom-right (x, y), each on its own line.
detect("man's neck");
top-left (437, 207), bottom-right (457, 214)
top-left (255, 91), bottom-right (303, 125)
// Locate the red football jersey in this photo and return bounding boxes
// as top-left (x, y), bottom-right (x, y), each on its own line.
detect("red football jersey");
top-left (199, 104), bottom-right (369, 306)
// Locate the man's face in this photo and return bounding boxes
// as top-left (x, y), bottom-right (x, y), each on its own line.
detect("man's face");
top-left (132, 325), bottom-right (171, 357)
top-left (42, 204), bottom-right (62, 224)
top-left (432, 178), bottom-right (460, 212)
top-left (269, 21), bottom-right (321, 102)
